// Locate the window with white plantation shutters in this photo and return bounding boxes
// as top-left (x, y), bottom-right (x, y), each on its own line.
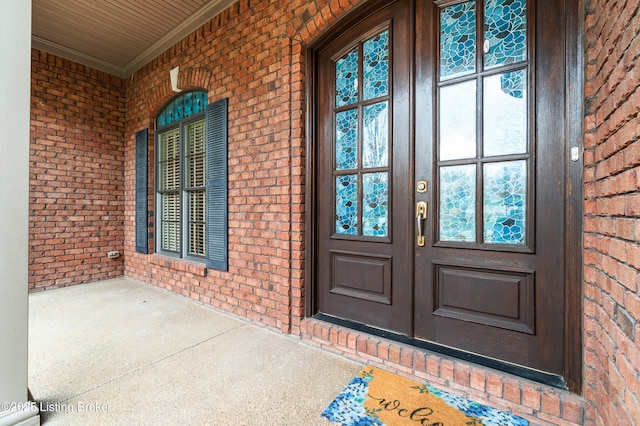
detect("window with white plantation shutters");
top-left (154, 90), bottom-right (227, 268)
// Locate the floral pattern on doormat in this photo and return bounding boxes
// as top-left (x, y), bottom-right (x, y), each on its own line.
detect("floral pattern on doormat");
top-left (321, 367), bottom-right (528, 426)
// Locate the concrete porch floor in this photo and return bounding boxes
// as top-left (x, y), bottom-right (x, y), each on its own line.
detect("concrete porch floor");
top-left (28, 277), bottom-right (361, 425)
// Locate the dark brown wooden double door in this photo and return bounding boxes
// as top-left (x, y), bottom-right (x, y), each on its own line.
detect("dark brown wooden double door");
top-left (315, 0), bottom-right (572, 380)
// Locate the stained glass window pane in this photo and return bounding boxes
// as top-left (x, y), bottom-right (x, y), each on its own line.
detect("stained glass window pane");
top-left (484, 0), bottom-right (527, 68)
top-left (363, 30), bottom-right (389, 100)
top-left (336, 49), bottom-right (359, 107)
top-left (193, 92), bottom-right (206, 115)
top-left (439, 80), bottom-right (477, 161)
top-left (157, 91), bottom-right (208, 128)
top-left (440, 1), bottom-right (476, 80)
top-left (336, 109), bottom-right (358, 170)
top-left (174, 97), bottom-right (184, 121)
top-left (183, 92), bottom-right (193, 116)
top-left (484, 70), bottom-right (527, 156)
top-left (363, 102), bottom-right (388, 168)
top-left (159, 101), bottom-right (175, 128)
top-left (483, 161), bottom-right (526, 244)
top-left (336, 175), bottom-right (358, 235)
top-left (440, 165), bottom-right (476, 242)
top-left (363, 172), bottom-right (388, 237)
top-left (158, 111), bottom-right (167, 128)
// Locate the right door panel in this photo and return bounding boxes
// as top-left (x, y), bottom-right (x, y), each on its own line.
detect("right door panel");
top-left (414, 0), bottom-right (568, 376)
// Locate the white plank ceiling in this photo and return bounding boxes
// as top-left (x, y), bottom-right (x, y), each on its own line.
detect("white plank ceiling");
top-left (32, 0), bottom-right (237, 77)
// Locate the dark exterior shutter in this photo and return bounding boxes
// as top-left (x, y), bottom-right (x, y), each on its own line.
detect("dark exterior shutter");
top-left (135, 129), bottom-right (148, 254)
top-left (205, 99), bottom-right (228, 270)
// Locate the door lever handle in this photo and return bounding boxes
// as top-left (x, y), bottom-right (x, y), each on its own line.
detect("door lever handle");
top-left (416, 201), bottom-right (427, 247)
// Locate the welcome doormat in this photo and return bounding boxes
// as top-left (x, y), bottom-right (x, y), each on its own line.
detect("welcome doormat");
top-left (321, 366), bottom-right (528, 426)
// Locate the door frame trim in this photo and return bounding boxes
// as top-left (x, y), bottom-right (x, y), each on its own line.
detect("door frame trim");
top-left (304, 0), bottom-right (583, 394)
top-left (305, 0), bottom-right (400, 319)
top-left (563, 0), bottom-right (585, 395)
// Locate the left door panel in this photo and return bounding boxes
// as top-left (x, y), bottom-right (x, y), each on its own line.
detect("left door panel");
top-left (315, 0), bottom-right (413, 335)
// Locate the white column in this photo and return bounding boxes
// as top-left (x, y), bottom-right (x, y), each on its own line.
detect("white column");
top-left (0, 0), bottom-right (40, 425)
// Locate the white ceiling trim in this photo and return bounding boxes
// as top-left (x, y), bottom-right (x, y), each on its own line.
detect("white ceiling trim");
top-left (31, 0), bottom-right (237, 79)
top-left (32, 35), bottom-right (127, 77)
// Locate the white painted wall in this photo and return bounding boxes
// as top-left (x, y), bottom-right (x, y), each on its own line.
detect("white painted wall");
top-left (0, 0), bottom-right (39, 424)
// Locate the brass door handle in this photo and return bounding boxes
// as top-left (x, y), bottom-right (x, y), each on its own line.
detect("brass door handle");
top-left (416, 201), bottom-right (427, 247)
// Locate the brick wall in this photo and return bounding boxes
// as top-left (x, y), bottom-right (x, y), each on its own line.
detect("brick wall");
top-left (120, 1), bottom-right (592, 425)
top-left (30, 50), bottom-right (126, 291)
top-left (583, 0), bottom-right (640, 424)
top-left (124, 0), bottom-right (362, 334)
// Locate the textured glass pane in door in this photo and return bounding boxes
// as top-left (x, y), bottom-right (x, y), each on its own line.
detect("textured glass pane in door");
top-left (484, 0), bottom-right (527, 68)
top-left (336, 175), bottom-right (358, 235)
top-left (363, 30), bottom-right (389, 100)
top-left (440, 1), bottom-right (476, 79)
top-left (336, 109), bottom-right (358, 170)
top-left (363, 102), bottom-right (388, 168)
top-left (484, 70), bottom-right (527, 156)
top-left (336, 49), bottom-right (358, 107)
top-left (363, 173), bottom-right (388, 236)
top-left (483, 161), bottom-right (526, 244)
top-left (440, 165), bottom-right (476, 242)
top-left (439, 81), bottom-right (476, 161)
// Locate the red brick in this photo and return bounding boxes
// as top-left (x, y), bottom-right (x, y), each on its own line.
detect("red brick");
top-left (541, 390), bottom-right (561, 417)
top-left (400, 347), bottom-right (414, 368)
top-left (521, 384), bottom-right (541, 410)
top-left (561, 395), bottom-right (585, 424)
top-left (388, 344), bottom-right (401, 364)
top-left (486, 373), bottom-right (504, 397)
top-left (426, 355), bottom-right (440, 378)
top-left (440, 359), bottom-right (454, 382)
top-left (413, 351), bottom-right (427, 373)
top-left (470, 368), bottom-right (486, 392)
top-left (454, 363), bottom-right (470, 387)
top-left (503, 377), bottom-right (521, 404)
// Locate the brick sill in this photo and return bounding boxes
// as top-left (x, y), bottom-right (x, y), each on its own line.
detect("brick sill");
top-left (149, 254), bottom-right (208, 277)
top-left (300, 317), bottom-right (584, 425)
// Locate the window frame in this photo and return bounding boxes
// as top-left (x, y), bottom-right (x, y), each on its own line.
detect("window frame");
top-left (155, 112), bottom-right (207, 262)
top-left (154, 89), bottom-right (210, 263)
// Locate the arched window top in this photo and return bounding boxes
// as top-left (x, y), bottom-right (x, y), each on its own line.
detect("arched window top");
top-left (157, 90), bottom-right (208, 129)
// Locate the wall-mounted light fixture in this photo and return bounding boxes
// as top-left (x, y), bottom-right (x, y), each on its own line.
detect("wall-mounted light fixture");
top-left (170, 66), bottom-right (181, 93)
